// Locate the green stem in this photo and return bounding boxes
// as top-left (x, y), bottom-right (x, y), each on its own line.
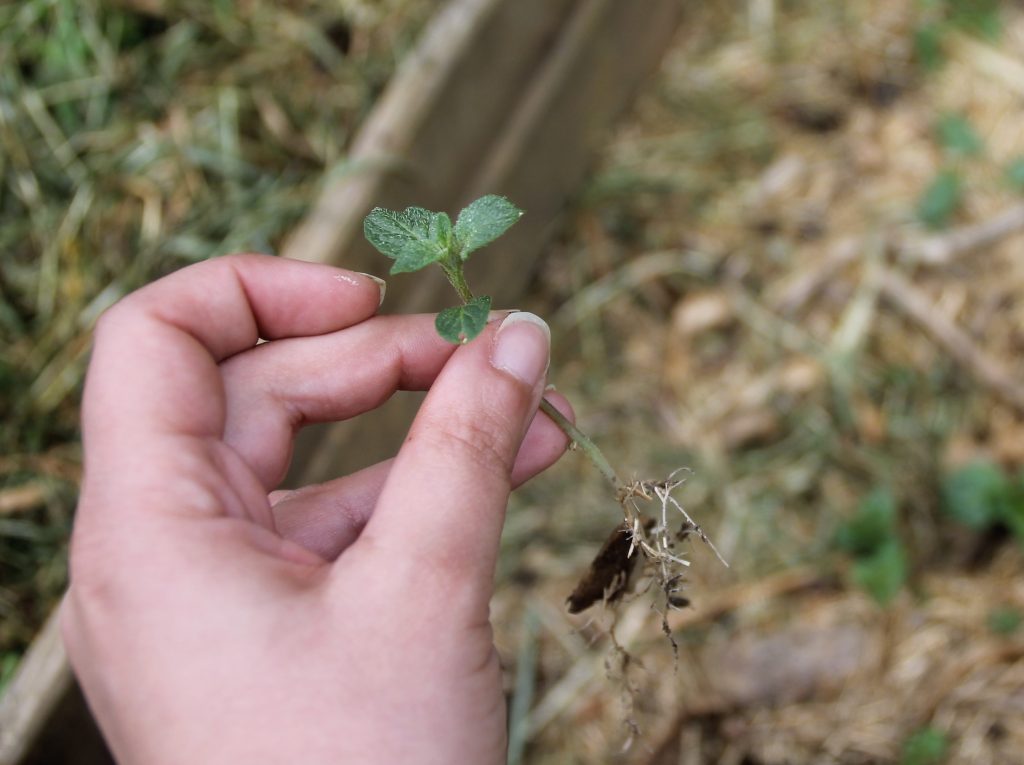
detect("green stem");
top-left (441, 259), bottom-right (475, 303)
top-left (539, 397), bottom-right (622, 492)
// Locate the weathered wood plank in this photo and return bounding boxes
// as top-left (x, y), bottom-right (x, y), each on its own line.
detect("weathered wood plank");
top-left (0, 609), bottom-right (69, 764)
top-left (0, 607), bottom-right (109, 765)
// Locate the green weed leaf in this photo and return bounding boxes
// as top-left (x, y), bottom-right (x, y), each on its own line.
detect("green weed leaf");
top-left (948, 0), bottom-right (1001, 40)
top-left (1000, 476), bottom-right (1024, 544)
top-left (935, 113), bottom-right (983, 157)
top-left (917, 169), bottom-right (962, 229)
top-left (901, 727), bottom-right (948, 765)
top-left (914, 23), bottom-right (946, 71)
top-left (988, 607), bottom-right (1022, 635)
top-left (364, 206), bottom-right (450, 274)
top-left (941, 461), bottom-right (1008, 530)
top-left (838, 488), bottom-right (906, 605)
top-left (836, 488), bottom-right (897, 557)
top-left (430, 211), bottom-right (453, 252)
top-left (853, 538), bottom-right (907, 606)
top-left (435, 295), bottom-right (492, 344)
top-left (454, 195), bottom-right (523, 260)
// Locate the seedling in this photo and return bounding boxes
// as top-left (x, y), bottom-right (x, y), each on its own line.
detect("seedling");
top-left (364, 195), bottom-right (725, 620)
top-left (835, 487), bottom-right (907, 606)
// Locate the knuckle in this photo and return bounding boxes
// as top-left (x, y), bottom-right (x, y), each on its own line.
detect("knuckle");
top-left (91, 292), bottom-right (150, 350)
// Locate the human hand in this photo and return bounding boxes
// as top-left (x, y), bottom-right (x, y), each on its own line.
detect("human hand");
top-left (62, 254), bottom-right (572, 764)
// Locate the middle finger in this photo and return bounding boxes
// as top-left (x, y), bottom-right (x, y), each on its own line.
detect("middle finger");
top-left (220, 314), bottom-right (456, 488)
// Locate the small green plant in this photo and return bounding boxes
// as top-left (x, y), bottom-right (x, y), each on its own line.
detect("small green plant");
top-left (944, 0), bottom-right (1002, 40)
top-left (363, 195), bottom-right (522, 342)
top-left (987, 607), bottom-right (1022, 636)
top-left (935, 113), bottom-right (983, 158)
top-left (901, 726), bottom-right (949, 765)
top-left (836, 488), bottom-right (907, 606)
top-left (364, 196), bottom-right (725, 616)
top-left (914, 0), bottom-right (1002, 71)
top-left (942, 460), bottom-right (1024, 542)
top-left (914, 22), bottom-right (946, 71)
top-left (916, 115), bottom-right (983, 230)
top-left (917, 169), bottom-right (962, 229)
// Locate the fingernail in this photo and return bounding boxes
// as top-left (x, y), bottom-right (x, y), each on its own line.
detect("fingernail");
top-left (487, 309), bottom-right (520, 323)
top-left (357, 272), bottom-right (387, 306)
top-left (491, 312), bottom-right (550, 385)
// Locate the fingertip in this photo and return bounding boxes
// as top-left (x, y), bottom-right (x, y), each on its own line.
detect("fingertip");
top-left (227, 256), bottom-right (384, 340)
top-left (352, 272), bottom-right (387, 307)
top-left (490, 312), bottom-right (550, 389)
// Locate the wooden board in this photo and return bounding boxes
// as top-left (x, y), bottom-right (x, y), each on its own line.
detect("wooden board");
top-left (0, 608), bottom-right (111, 765)
top-left (0, 0), bottom-right (681, 761)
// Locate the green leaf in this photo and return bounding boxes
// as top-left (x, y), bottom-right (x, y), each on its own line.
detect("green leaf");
top-left (949, 0), bottom-right (1001, 40)
top-left (853, 538), bottom-right (906, 606)
top-left (988, 607), bottom-right (1022, 636)
top-left (454, 195), bottom-right (523, 260)
top-left (917, 169), bottom-right (962, 229)
top-left (1001, 476), bottom-right (1024, 544)
top-left (914, 22), bottom-right (946, 71)
top-left (836, 488), bottom-right (897, 557)
top-left (1005, 156), bottom-right (1024, 191)
top-left (901, 727), bottom-right (948, 765)
top-left (364, 206), bottom-right (449, 274)
top-left (435, 296), bottom-right (492, 344)
top-left (935, 113), bottom-right (983, 157)
top-left (941, 461), bottom-right (1009, 530)
top-left (430, 211), bottom-right (453, 252)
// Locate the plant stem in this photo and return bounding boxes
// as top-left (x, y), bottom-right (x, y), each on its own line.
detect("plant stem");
top-left (539, 396), bottom-right (622, 492)
top-left (441, 259), bottom-right (475, 303)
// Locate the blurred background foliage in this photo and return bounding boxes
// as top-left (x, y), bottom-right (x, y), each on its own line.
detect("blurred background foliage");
top-left (500, 0), bottom-right (1024, 760)
top-left (3, 0), bottom-right (1024, 762)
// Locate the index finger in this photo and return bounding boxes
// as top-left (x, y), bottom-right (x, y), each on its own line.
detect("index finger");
top-left (83, 254), bottom-right (385, 454)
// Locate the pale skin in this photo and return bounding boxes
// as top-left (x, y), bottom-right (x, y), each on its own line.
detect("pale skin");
top-left (62, 254), bottom-right (573, 764)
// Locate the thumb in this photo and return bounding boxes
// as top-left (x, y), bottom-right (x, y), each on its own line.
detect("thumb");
top-left (347, 311), bottom-right (551, 604)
